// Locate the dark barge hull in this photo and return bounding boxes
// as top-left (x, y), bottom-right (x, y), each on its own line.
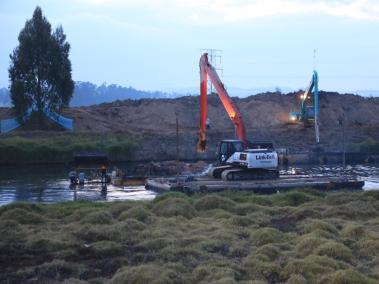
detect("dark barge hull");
top-left (145, 175), bottom-right (364, 194)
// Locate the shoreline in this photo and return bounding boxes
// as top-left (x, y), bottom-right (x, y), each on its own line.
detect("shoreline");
top-left (0, 153), bottom-right (377, 167)
top-left (0, 131), bottom-right (378, 166)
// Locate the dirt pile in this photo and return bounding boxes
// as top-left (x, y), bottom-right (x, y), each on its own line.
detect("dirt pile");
top-left (58, 91), bottom-right (379, 133)
top-left (1, 92), bottom-right (379, 159)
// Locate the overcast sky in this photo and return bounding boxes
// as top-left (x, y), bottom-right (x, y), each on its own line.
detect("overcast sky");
top-left (1, 0), bottom-right (379, 93)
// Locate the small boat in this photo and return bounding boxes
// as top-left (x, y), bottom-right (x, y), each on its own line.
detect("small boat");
top-left (110, 168), bottom-right (146, 186)
top-left (69, 152), bottom-right (110, 186)
top-left (111, 175), bottom-right (146, 186)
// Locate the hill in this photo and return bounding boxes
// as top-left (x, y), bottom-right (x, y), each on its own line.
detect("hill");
top-left (0, 82), bottom-right (179, 108)
top-left (1, 91), bottom-right (379, 161)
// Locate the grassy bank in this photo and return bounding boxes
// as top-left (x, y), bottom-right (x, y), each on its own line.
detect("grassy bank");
top-left (351, 138), bottom-right (379, 153)
top-left (1, 190), bottom-right (379, 283)
top-left (0, 132), bottom-right (135, 164)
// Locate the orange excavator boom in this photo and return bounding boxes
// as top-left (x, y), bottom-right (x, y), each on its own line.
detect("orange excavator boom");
top-left (197, 53), bottom-right (247, 152)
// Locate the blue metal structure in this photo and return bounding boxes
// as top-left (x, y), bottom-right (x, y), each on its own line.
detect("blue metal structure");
top-left (0, 108), bottom-right (32, 133)
top-left (43, 108), bottom-right (74, 131)
top-left (0, 118), bottom-right (22, 133)
top-left (289, 70), bottom-right (320, 143)
top-left (0, 107), bottom-right (73, 133)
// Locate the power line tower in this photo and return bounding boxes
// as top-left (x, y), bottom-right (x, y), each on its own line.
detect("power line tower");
top-left (200, 49), bottom-right (223, 94)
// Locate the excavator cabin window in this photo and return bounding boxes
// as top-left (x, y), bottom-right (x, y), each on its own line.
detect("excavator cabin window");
top-left (218, 140), bottom-right (244, 164)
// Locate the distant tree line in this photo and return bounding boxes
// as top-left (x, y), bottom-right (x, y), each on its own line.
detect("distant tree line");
top-left (0, 82), bottom-right (178, 108)
top-left (72, 82), bottom-right (174, 106)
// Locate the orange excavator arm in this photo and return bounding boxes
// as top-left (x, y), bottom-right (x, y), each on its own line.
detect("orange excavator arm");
top-left (197, 53), bottom-right (247, 152)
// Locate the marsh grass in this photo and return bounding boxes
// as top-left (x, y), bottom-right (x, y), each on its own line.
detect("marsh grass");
top-left (0, 132), bottom-right (135, 164)
top-left (250, 227), bottom-right (284, 246)
top-left (152, 198), bottom-right (197, 219)
top-left (0, 190), bottom-right (378, 283)
top-left (315, 241), bottom-right (353, 262)
top-left (194, 195), bottom-right (236, 212)
top-left (328, 269), bottom-right (375, 284)
top-left (351, 138), bottom-right (379, 153)
top-left (119, 206), bottom-right (151, 222)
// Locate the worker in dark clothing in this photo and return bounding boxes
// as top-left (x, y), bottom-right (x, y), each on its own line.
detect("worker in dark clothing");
top-left (101, 165), bottom-right (107, 184)
top-left (69, 170), bottom-right (77, 185)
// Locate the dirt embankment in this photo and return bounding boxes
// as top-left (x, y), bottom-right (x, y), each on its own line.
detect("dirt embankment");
top-left (57, 92), bottom-right (379, 133)
top-left (1, 92), bottom-right (379, 161)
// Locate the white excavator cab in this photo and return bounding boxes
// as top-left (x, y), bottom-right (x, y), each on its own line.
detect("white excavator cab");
top-left (217, 140), bottom-right (245, 165)
top-left (212, 139), bottom-right (279, 181)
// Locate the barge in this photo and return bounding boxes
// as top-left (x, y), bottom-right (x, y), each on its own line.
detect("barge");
top-left (145, 175), bottom-right (364, 194)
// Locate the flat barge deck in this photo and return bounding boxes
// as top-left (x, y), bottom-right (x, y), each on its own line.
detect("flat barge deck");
top-left (145, 175), bottom-right (364, 194)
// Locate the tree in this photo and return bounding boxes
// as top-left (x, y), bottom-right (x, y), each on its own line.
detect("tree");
top-left (8, 6), bottom-right (74, 120)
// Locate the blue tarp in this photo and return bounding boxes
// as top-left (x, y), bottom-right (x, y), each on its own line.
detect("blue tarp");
top-left (43, 109), bottom-right (74, 131)
top-left (0, 108), bottom-right (74, 133)
top-left (0, 108), bottom-right (32, 133)
top-left (0, 118), bottom-right (21, 133)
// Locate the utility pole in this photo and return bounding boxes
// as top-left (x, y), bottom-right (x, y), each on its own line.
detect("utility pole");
top-left (339, 107), bottom-right (346, 176)
top-left (200, 49), bottom-right (223, 94)
top-left (313, 49), bottom-right (320, 144)
top-left (342, 110), bottom-right (346, 172)
top-left (175, 111), bottom-right (179, 161)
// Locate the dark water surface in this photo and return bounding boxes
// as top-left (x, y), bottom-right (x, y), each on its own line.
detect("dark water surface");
top-left (0, 164), bottom-right (156, 206)
top-left (0, 163), bottom-right (378, 206)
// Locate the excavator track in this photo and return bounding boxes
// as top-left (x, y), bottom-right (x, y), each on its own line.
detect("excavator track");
top-left (221, 168), bottom-right (279, 181)
top-left (208, 165), bottom-right (233, 179)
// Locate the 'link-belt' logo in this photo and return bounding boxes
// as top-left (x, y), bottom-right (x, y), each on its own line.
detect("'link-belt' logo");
top-left (256, 154), bottom-right (275, 160)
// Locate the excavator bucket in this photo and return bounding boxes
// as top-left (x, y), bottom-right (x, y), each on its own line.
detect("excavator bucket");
top-left (197, 132), bottom-right (206, 152)
top-left (197, 139), bottom-right (206, 153)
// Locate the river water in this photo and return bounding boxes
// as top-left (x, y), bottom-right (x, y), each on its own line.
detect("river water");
top-left (0, 163), bottom-right (378, 206)
top-left (0, 164), bottom-right (156, 206)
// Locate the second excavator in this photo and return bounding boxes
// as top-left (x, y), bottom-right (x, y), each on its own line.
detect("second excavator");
top-left (289, 70), bottom-right (320, 144)
top-left (197, 53), bottom-right (279, 181)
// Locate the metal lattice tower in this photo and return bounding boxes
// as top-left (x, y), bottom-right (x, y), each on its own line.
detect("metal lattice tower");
top-left (200, 49), bottom-right (223, 94)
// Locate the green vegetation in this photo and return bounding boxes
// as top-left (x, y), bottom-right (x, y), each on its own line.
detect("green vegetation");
top-left (9, 6), bottom-right (74, 119)
top-left (0, 132), bottom-right (135, 164)
top-left (0, 190), bottom-right (379, 283)
top-left (350, 138), bottom-right (379, 153)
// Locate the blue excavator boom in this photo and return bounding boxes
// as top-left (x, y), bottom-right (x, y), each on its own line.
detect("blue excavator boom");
top-left (289, 70), bottom-right (319, 143)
